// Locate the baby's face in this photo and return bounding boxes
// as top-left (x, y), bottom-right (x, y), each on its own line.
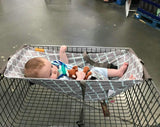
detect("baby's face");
top-left (38, 59), bottom-right (59, 79)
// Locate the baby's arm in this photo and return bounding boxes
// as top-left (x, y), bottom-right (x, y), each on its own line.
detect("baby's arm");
top-left (76, 71), bottom-right (86, 80)
top-left (59, 45), bottom-right (68, 64)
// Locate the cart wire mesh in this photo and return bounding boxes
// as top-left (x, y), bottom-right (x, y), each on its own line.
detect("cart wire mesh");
top-left (0, 74), bottom-right (160, 127)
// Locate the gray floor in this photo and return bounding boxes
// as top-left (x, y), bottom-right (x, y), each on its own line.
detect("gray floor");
top-left (0, 0), bottom-right (160, 90)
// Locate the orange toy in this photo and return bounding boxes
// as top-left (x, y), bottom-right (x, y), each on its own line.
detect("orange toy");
top-left (35, 48), bottom-right (45, 52)
top-left (67, 66), bottom-right (92, 80)
top-left (83, 66), bottom-right (92, 80)
top-left (67, 66), bottom-right (78, 79)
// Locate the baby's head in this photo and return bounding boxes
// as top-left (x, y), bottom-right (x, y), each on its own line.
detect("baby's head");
top-left (24, 57), bottom-right (59, 79)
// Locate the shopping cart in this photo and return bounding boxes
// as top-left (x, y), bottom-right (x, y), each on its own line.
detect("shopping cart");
top-left (0, 45), bottom-right (160, 127)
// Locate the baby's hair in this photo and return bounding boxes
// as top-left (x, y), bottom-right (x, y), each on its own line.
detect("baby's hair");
top-left (24, 57), bottom-right (45, 78)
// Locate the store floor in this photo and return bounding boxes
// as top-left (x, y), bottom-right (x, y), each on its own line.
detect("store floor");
top-left (0, 0), bottom-right (159, 90)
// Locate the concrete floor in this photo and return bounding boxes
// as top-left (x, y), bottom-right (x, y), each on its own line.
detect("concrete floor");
top-left (0, 0), bottom-right (159, 90)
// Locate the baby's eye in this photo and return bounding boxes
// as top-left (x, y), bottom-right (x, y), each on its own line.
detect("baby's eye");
top-left (51, 65), bottom-right (53, 68)
top-left (50, 70), bottom-right (52, 77)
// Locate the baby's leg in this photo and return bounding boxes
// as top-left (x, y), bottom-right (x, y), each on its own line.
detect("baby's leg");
top-left (108, 63), bottom-right (128, 78)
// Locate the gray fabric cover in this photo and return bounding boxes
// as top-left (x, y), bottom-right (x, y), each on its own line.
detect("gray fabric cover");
top-left (4, 45), bottom-right (143, 101)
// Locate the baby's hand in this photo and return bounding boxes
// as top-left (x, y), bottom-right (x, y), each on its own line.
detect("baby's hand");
top-left (76, 71), bottom-right (86, 80)
top-left (59, 45), bottom-right (68, 64)
top-left (60, 45), bottom-right (67, 53)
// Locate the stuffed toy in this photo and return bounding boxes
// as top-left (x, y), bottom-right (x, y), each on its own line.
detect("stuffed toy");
top-left (67, 66), bottom-right (78, 79)
top-left (83, 66), bottom-right (92, 80)
top-left (67, 66), bottom-right (92, 80)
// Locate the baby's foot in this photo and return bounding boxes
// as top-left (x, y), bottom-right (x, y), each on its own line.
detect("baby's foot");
top-left (118, 63), bottom-right (128, 77)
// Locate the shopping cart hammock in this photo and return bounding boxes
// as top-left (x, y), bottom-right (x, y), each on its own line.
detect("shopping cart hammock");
top-left (4, 45), bottom-right (143, 101)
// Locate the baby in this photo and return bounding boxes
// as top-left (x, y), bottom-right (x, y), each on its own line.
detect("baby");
top-left (24, 46), bottom-right (128, 80)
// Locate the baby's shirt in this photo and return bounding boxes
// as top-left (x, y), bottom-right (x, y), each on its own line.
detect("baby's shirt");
top-left (51, 60), bottom-right (69, 79)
